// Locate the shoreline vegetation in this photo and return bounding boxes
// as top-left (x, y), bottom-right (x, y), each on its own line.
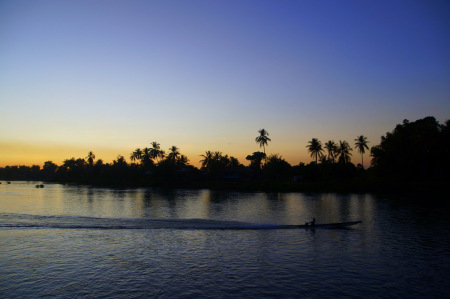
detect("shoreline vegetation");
top-left (1, 117), bottom-right (449, 195)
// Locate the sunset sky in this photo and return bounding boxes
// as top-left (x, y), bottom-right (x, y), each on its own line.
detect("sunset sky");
top-left (1, 0), bottom-right (449, 168)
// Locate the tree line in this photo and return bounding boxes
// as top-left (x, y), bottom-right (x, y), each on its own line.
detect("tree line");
top-left (1, 116), bottom-right (448, 192)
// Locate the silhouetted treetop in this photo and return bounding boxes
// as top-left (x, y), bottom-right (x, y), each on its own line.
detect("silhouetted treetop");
top-left (337, 141), bottom-right (352, 164)
top-left (86, 151), bottom-right (95, 166)
top-left (324, 140), bottom-right (338, 163)
top-left (354, 136), bottom-right (369, 167)
top-left (246, 151), bottom-right (266, 170)
top-left (370, 116), bottom-right (449, 180)
top-left (263, 154), bottom-right (292, 181)
top-left (306, 138), bottom-right (324, 163)
top-left (256, 129), bottom-right (271, 155)
top-left (130, 148), bottom-right (143, 164)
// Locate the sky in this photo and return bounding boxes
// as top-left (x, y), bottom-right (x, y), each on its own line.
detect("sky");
top-left (1, 0), bottom-right (449, 168)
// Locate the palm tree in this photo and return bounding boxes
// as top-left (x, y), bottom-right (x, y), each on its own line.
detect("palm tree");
top-left (86, 151), bottom-right (95, 166)
top-left (177, 154), bottom-right (189, 168)
top-left (306, 138), bottom-right (324, 163)
top-left (149, 141), bottom-right (160, 158)
top-left (324, 140), bottom-right (338, 163)
top-left (167, 146), bottom-right (180, 161)
top-left (354, 135), bottom-right (369, 167)
top-left (213, 151), bottom-right (224, 164)
top-left (141, 147), bottom-right (153, 168)
top-left (200, 151), bottom-right (213, 169)
top-left (130, 148), bottom-right (142, 164)
top-left (337, 140), bottom-right (352, 163)
top-left (200, 151), bottom-right (234, 174)
top-left (255, 129), bottom-right (271, 155)
top-left (150, 141), bottom-right (165, 162)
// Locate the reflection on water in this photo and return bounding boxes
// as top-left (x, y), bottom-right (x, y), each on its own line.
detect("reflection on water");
top-left (0, 182), bottom-right (378, 226)
top-left (1, 182), bottom-right (449, 298)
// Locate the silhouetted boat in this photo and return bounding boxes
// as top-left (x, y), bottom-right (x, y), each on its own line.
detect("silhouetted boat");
top-left (0, 215), bottom-right (362, 230)
top-left (210, 221), bottom-right (362, 230)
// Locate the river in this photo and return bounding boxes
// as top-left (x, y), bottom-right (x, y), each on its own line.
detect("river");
top-left (1, 181), bottom-right (449, 298)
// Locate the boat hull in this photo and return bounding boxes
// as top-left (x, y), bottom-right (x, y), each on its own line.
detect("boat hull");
top-left (207, 221), bottom-right (362, 230)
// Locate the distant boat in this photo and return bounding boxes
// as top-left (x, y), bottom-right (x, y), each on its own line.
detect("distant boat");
top-left (206, 221), bottom-right (362, 230)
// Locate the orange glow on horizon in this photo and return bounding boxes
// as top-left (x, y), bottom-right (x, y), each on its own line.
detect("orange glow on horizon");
top-left (0, 140), bottom-right (323, 169)
top-left (0, 141), bottom-right (127, 168)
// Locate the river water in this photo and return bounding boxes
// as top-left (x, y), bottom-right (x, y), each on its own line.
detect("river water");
top-left (1, 181), bottom-right (449, 298)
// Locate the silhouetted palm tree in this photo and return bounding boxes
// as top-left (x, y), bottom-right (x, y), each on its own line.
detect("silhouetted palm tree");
top-left (150, 141), bottom-right (165, 162)
top-left (255, 129), bottom-right (271, 155)
top-left (149, 141), bottom-right (160, 158)
top-left (167, 146), bottom-right (180, 161)
top-left (200, 151), bottom-right (213, 168)
top-left (130, 148), bottom-right (142, 164)
top-left (141, 147), bottom-right (153, 168)
top-left (86, 151), bottom-right (95, 166)
top-left (324, 140), bottom-right (338, 163)
top-left (213, 151), bottom-right (225, 165)
top-left (177, 155), bottom-right (189, 168)
top-left (306, 138), bottom-right (324, 163)
top-left (354, 135), bottom-right (369, 167)
top-left (200, 151), bottom-right (240, 174)
top-left (337, 140), bottom-right (352, 163)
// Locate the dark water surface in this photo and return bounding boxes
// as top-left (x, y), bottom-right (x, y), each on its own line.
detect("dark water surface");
top-left (1, 182), bottom-right (449, 298)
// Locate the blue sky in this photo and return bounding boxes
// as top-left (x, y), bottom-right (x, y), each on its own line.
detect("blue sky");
top-left (1, 0), bottom-right (449, 167)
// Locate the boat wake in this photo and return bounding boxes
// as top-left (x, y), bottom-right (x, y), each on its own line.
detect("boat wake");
top-left (0, 213), bottom-right (361, 230)
top-left (0, 213), bottom-right (262, 230)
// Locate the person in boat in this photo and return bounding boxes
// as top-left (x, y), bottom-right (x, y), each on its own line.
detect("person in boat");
top-left (304, 218), bottom-right (316, 227)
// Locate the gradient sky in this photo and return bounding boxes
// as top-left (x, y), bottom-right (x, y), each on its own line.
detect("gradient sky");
top-left (1, 0), bottom-right (449, 168)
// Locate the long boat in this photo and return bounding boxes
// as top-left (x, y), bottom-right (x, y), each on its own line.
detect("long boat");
top-left (205, 221), bottom-right (362, 230)
top-left (0, 214), bottom-right (361, 230)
